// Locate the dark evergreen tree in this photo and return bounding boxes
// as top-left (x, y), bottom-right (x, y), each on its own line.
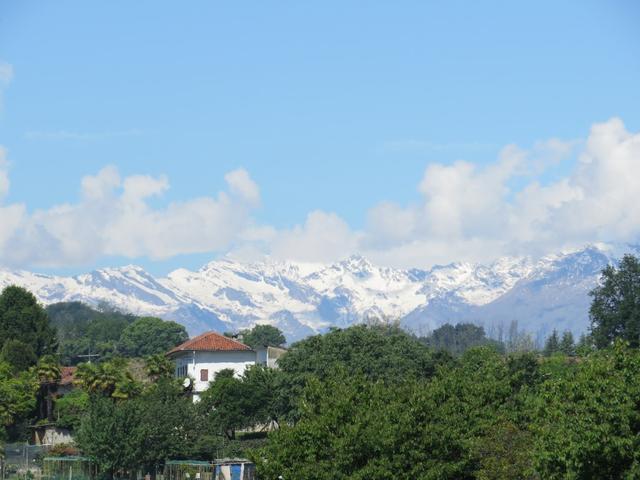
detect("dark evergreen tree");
top-left (543, 329), bottom-right (560, 357)
top-left (422, 322), bottom-right (504, 355)
top-left (0, 286), bottom-right (57, 357)
top-left (0, 339), bottom-right (38, 373)
top-left (560, 331), bottom-right (575, 356)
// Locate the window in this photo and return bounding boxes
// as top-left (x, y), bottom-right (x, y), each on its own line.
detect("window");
top-left (200, 369), bottom-right (208, 382)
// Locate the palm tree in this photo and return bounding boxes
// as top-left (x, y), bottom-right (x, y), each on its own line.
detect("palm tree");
top-left (144, 354), bottom-right (174, 381)
top-left (112, 372), bottom-right (141, 400)
top-left (75, 360), bottom-right (141, 400)
top-left (75, 362), bottom-right (119, 397)
top-left (36, 355), bottom-right (61, 422)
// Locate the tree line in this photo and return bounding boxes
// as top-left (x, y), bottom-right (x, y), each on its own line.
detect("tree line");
top-left (47, 301), bottom-right (189, 365)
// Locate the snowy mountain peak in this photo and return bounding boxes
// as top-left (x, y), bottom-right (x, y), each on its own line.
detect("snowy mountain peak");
top-left (0, 244), bottom-right (634, 341)
top-left (336, 254), bottom-right (374, 276)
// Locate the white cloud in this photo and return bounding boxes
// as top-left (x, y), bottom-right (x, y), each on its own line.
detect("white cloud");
top-left (0, 147), bottom-right (9, 199)
top-left (224, 169), bottom-right (261, 207)
top-left (0, 62), bottom-right (13, 85)
top-left (1, 117), bottom-right (639, 270)
top-left (0, 163), bottom-right (261, 268)
top-left (0, 147), bottom-right (26, 255)
top-left (269, 211), bottom-right (361, 263)
top-left (261, 117), bottom-right (640, 269)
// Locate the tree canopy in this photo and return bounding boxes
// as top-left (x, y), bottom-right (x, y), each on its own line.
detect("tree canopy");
top-left (255, 347), bottom-right (539, 479)
top-left (118, 316), bottom-right (188, 357)
top-left (276, 324), bottom-right (447, 421)
top-left (590, 254), bottom-right (640, 348)
top-left (0, 361), bottom-right (37, 440)
top-left (48, 302), bottom-right (188, 363)
top-left (239, 324), bottom-right (286, 348)
top-left (0, 339), bottom-right (38, 373)
top-left (0, 286), bottom-right (57, 358)
top-left (47, 301), bottom-right (136, 364)
top-left (420, 322), bottom-right (504, 356)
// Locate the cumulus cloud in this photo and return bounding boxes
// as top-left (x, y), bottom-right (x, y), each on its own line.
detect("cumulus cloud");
top-left (265, 118), bottom-right (640, 268)
top-left (269, 211), bottom-right (361, 263)
top-left (1, 117), bottom-right (639, 270)
top-left (224, 169), bottom-right (261, 207)
top-left (0, 147), bottom-right (9, 199)
top-left (0, 163), bottom-right (261, 268)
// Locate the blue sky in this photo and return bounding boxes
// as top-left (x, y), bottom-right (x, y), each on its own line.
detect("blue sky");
top-left (0, 1), bottom-right (639, 275)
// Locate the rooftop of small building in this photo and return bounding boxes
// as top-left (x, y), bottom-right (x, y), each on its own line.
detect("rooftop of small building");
top-left (167, 331), bottom-right (253, 356)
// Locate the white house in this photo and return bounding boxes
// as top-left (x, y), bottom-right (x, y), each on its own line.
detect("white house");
top-left (167, 331), bottom-right (286, 401)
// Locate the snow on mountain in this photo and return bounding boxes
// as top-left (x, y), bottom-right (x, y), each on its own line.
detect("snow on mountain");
top-left (0, 244), bottom-right (636, 342)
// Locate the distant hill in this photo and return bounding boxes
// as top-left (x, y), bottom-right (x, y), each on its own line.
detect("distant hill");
top-left (2, 244), bottom-right (639, 342)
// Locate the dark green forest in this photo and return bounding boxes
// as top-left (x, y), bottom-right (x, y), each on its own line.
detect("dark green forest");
top-left (46, 301), bottom-right (188, 365)
top-left (2, 254), bottom-right (640, 479)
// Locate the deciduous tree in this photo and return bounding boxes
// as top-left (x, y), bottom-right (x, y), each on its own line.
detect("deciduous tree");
top-left (590, 254), bottom-right (640, 348)
top-left (240, 324), bottom-right (286, 348)
top-left (119, 317), bottom-right (188, 357)
top-left (0, 286), bottom-right (57, 357)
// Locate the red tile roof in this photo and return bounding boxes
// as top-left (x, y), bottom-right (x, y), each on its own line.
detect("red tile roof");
top-left (167, 331), bottom-right (252, 355)
top-left (60, 366), bottom-right (77, 386)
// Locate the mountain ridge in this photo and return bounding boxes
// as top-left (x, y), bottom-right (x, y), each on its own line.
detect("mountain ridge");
top-left (1, 244), bottom-right (637, 342)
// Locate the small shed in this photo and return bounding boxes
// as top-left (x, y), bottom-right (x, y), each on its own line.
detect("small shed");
top-left (214, 459), bottom-right (255, 480)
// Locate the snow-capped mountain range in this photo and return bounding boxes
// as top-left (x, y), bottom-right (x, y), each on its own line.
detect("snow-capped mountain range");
top-left (1, 244), bottom-right (638, 342)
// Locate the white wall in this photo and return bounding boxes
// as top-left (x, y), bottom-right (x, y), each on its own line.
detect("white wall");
top-left (34, 426), bottom-right (74, 446)
top-left (173, 350), bottom-right (256, 396)
top-left (255, 346), bottom-right (286, 368)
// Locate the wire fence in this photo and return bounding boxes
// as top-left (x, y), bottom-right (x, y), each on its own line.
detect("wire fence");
top-left (1, 447), bottom-right (255, 480)
top-left (1, 444), bottom-right (51, 480)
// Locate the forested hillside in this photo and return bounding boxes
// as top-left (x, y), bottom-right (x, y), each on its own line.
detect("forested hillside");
top-left (47, 302), bottom-right (188, 365)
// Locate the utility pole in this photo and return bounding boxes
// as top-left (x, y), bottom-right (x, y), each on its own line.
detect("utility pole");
top-left (78, 346), bottom-right (100, 363)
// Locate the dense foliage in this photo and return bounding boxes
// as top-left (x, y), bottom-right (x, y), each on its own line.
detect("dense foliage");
top-left (255, 348), bottom-right (540, 479)
top-left (198, 365), bottom-right (281, 440)
top-left (590, 254), bottom-right (640, 348)
top-left (0, 288), bottom-right (190, 444)
top-left (118, 316), bottom-right (188, 357)
top-left (48, 301), bottom-right (187, 364)
top-left (531, 342), bottom-right (640, 478)
top-left (75, 379), bottom-right (197, 477)
top-left (0, 339), bottom-right (38, 373)
top-left (0, 286), bottom-right (57, 360)
top-left (543, 329), bottom-right (576, 357)
top-left (239, 324), bottom-right (287, 348)
top-left (276, 324), bottom-right (446, 421)
top-left (0, 361), bottom-right (37, 440)
top-left (420, 322), bottom-right (504, 355)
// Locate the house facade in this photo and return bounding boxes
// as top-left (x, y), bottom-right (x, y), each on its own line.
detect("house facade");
top-left (167, 331), bottom-right (260, 401)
